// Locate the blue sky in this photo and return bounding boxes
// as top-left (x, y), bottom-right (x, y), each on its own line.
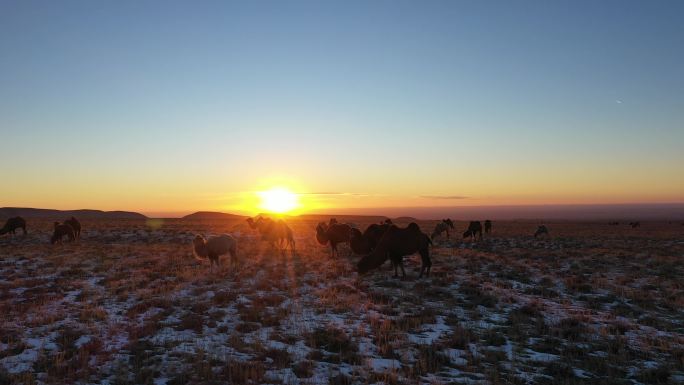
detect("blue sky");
top-left (1, 1), bottom-right (682, 214)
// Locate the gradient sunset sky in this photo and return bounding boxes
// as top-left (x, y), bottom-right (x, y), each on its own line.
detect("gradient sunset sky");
top-left (1, 1), bottom-right (683, 216)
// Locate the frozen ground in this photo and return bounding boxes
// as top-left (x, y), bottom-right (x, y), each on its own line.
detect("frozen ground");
top-left (1, 218), bottom-right (683, 384)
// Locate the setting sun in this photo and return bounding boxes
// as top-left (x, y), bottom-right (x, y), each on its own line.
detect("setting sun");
top-left (257, 187), bottom-right (299, 214)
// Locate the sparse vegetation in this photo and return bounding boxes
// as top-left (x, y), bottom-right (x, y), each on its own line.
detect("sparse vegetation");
top-left (0, 218), bottom-right (683, 384)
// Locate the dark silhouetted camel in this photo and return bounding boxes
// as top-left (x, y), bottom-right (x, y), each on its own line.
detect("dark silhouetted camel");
top-left (431, 219), bottom-right (454, 240)
top-left (534, 225), bottom-right (549, 238)
top-left (463, 221), bottom-right (483, 241)
top-left (316, 221), bottom-right (352, 258)
top-left (357, 223), bottom-right (432, 278)
top-left (193, 234), bottom-right (238, 269)
top-left (484, 220), bottom-right (492, 234)
top-left (65, 217), bottom-right (81, 239)
top-left (0, 217), bottom-right (26, 236)
top-left (51, 222), bottom-right (75, 244)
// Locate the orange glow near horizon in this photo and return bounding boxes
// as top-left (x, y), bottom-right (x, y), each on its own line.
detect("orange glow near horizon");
top-left (257, 187), bottom-right (299, 214)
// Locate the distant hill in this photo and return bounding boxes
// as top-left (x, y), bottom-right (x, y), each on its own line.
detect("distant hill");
top-left (182, 211), bottom-right (246, 220)
top-left (0, 207), bottom-right (147, 219)
top-left (393, 216), bottom-right (419, 222)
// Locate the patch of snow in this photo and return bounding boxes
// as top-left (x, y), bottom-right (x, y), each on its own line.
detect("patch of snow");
top-left (367, 358), bottom-right (401, 372)
top-left (74, 335), bottom-right (92, 348)
top-left (0, 348), bottom-right (38, 374)
top-left (524, 349), bottom-right (559, 362)
top-left (407, 315), bottom-right (451, 345)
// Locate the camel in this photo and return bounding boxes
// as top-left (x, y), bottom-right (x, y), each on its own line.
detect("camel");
top-left (51, 222), bottom-right (75, 244)
top-left (534, 225), bottom-right (549, 238)
top-left (349, 228), bottom-right (370, 254)
top-left (463, 221), bottom-right (483, 241)
top-left (316, 221), bottom-right (352, 258)
top-left (246, 216), bottom-right (296, 256)
top-left (484, 220), bottom-right (492, 234)
top-left (431, 219), bottom-right (454, 240)
top-left (350, 223), bottom-right (391, 254)
top-left (629, 222), bottom-right (641, 228)
top-left (357, 223), bottom-right (432, 278)
top-left (193, 234), bottom-right (238, 269)
top-left (0, 217), bottom-right (26, 236)
top-left (65, 217), bottom-right (81, 239)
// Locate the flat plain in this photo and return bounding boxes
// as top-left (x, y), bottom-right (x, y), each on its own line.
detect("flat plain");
top-left (1, 217), bottom-right (683, 384)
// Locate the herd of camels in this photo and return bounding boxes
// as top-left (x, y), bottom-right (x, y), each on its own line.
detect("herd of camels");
top-left (0, 214), bottom-right (657, 279)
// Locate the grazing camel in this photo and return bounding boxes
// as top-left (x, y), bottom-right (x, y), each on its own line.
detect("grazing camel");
top-left (246, 217), bottom-right (296, 256)
top-left (431, 219), bottom-right (455, 240)
top-left (51, 222), bottom-right (75, 244)
top-left (64, 217), bottom-right (81, 239)
top-left (0, 217), bottom-right (27, 236)
top-left (534, 225), bottom-right (549, 238)
top-left (463, 221), bottom-right (483, 241)
top-left (349, 228), bottom-right (370, 255)
top-left (484, 220), bottom-right (492, 234)
top-left (350, 223), bottom-right (391, 254)
top-left (316, 221), bottom-right (352, 258)
top-left (357, 223), bottom-right (432, 278)
top-left (193, 234), bottom-right (238, 268)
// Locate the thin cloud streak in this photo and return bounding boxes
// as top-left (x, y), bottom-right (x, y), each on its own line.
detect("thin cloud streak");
top-left (298, 192), bottom-right (372, 197)
top-left (420, 195), bottom-right (470, 200)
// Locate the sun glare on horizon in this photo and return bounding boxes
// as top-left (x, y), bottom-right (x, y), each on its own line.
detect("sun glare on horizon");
top-left (257, 187), bottom-right (299, 214)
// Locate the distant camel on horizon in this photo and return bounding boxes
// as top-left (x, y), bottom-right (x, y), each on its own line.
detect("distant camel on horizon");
top-left (51, 222), bottom-right (75, 244)
top-left (65, 216), bottom-right (81, 239)
top-left (463, 221), bottom-right (483, 241)
top-left (0, 216), bottom-right (26, 236)
top-left (534, 225), bottom-right (549, 238)
top-left (431, 219), bottom-right (454, 240)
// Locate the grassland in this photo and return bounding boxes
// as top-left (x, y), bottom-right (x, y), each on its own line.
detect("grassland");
top-left (1, 218), bottom-right (683, 384)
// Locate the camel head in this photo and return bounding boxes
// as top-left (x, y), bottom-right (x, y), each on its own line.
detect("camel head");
top-left (315, 222), bottom-right (329, 245)
top-left (357, 250), bottom-right (387, 275)
top-left (192, 235), bottom-right (208, 257)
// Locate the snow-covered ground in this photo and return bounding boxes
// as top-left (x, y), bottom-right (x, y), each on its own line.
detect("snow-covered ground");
top-left (1, 218), bottom-right (683, 384)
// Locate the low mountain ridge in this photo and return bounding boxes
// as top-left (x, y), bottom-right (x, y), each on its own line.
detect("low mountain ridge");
top-left (182, 211), bottom-right (246, 220)
top-left (0, 207), bottom-right (147, 219)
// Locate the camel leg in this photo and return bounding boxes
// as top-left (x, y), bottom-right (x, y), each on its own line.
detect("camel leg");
top-left (399, 260), bottom-right (406, 279)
